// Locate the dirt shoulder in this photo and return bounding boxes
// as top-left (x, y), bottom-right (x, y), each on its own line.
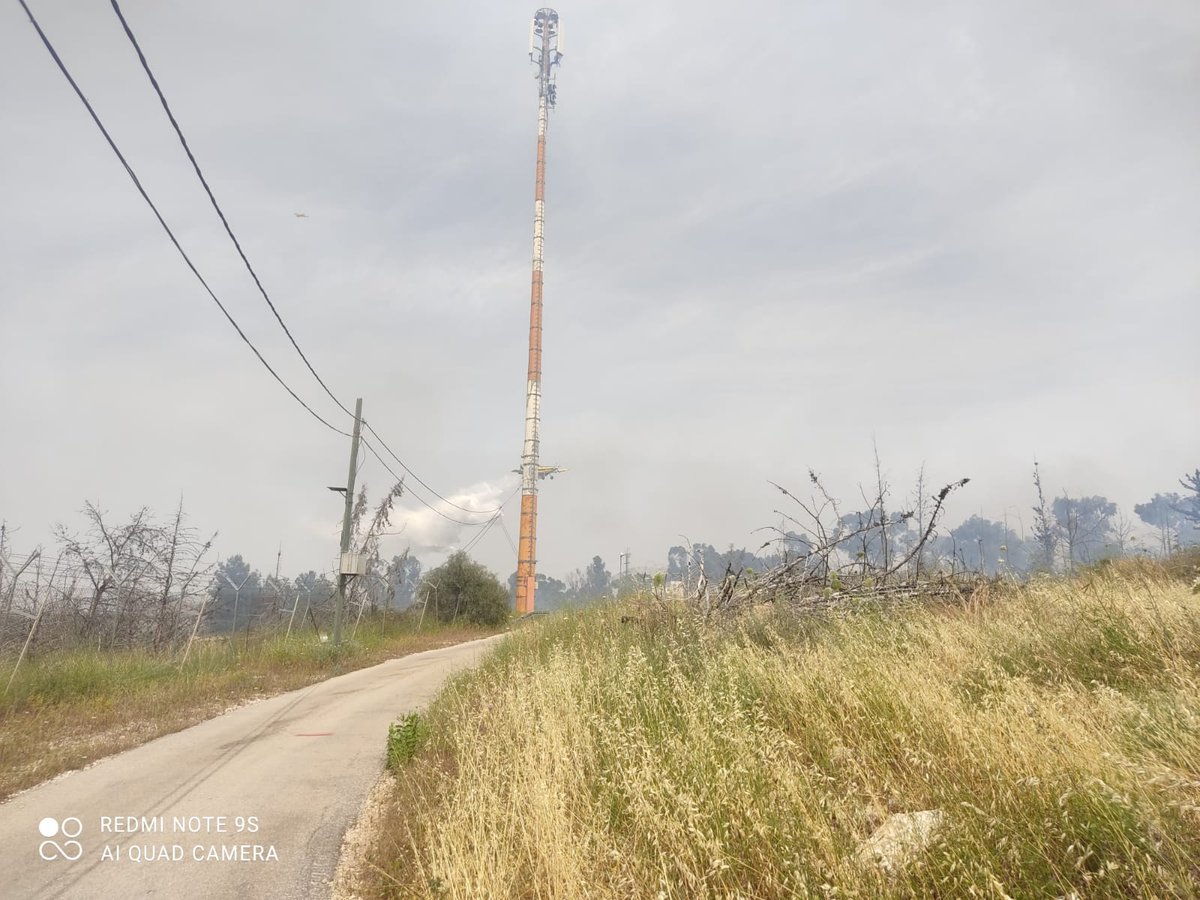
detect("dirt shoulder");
top-left (332, 772), bottom-right (401, 900)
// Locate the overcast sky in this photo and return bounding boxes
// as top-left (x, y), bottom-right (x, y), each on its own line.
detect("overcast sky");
top-left (2, 0), bottom-right (1197, 584)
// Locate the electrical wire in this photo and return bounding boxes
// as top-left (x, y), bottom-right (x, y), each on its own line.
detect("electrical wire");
top-left (459, 522), bottom-right (491, 555)
top-left (497, 514), bottom-right (520, 556)
top-left (108, 0), bottom-right (355, 423)
top-left (463, 485), bottom-right (521, 556)
top-left (359, 438), bottom-right (495, 527)
top-left (29, 1), bottom-right (519, 519)
top-left (109, 0), bottom-right (513, 514)
top-left (16, 0), bottom-right (349, 437)
top-left (354, 441), bottom-right (366, 479)
top-left (363, 422), bottom-right (503, 515)
top-left (461, 512), bottom-right (501, 555)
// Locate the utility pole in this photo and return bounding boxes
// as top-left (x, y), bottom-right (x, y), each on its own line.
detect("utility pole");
top-left (333, 397), bottom-right (363, 648)
top-left (273, 542), bottom-right (283, 621)
top-left (515, 8), bottom-right (564, 616)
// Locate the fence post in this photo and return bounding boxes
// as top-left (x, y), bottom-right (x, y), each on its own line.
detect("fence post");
top-left (4, 605), bottom-right (46, 696)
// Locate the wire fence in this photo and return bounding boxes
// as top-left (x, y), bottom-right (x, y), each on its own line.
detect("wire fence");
top-left (0, 547), bottom-right (416, 664)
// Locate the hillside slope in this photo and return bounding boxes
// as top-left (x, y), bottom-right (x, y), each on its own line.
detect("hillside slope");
top-left (367, 561), bottom-right (1200, 898)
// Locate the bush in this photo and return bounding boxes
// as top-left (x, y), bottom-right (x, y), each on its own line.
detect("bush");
top-left (386, 712), bottom-right (430, 770)
top-left (415, 551), bottom-right (510, 626)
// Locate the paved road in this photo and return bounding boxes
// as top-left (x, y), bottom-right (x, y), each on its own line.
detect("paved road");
top-left (1, 636), bottom-right (503, 899)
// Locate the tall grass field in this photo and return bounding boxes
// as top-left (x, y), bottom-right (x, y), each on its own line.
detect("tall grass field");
top-left (369, 561), bottom-right (1200, 898)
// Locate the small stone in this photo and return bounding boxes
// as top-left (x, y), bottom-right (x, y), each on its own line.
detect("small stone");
top-left (857, 809), bottom-right (945, 873)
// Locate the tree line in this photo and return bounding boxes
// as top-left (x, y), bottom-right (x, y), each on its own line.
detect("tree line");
top-left (658, 464), bottom-right (1200, 584)
top-left (4, 465), bottom-right (1196, 652)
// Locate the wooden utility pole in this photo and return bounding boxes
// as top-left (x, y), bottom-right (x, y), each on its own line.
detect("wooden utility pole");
top-left (333, 398), bottom-right (363, 648)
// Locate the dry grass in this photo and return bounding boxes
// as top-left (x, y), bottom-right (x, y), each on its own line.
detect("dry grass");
top-left (0, 618), bottom-right (495, 801)
top-left (368, 561), bottom-right (1200, 898)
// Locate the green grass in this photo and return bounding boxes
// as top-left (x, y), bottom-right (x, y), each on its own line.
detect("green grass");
top-left (0, 616), bottom-right (496, 800)
top-left (387, 713), bottom-right (431, 771)
top-left (366, 561), bottom-right (1200, 898)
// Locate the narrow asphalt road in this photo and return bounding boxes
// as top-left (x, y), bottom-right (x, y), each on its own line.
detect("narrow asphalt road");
top-left (1, 635), bottom-right (503, 899)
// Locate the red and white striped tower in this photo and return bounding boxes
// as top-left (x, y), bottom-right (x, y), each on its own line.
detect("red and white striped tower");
top-left (516, 9), bottom-right (563, 615)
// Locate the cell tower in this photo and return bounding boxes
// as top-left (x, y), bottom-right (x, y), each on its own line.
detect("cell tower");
top-left (515, 8), bottom-right (564, 615)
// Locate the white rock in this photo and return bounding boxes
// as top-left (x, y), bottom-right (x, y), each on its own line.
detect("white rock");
top-left (857, 809), bottom-right (945, 872)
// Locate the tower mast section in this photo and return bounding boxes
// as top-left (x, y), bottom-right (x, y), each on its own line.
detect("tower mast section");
top-left (515, 8), bottom-right (563, 615)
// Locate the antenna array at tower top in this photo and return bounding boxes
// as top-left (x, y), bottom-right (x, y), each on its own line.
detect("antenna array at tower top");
top-left (529, 8), bottom-right (564, 107)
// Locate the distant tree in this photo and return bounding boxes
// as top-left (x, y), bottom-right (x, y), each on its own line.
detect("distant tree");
top-left (1135, 492), bottom-right (1200, 554)
top-left (690, 543), bottom-right (724, 582)
top-left (934, 516), bottom-right (1030, 575)
top-left (538, 574), bottom-right (570, 608)
top-left (215, 555), bottom-right (260, 594)
top-left (294, 570), bottom-right (335, 600)
top-left (416, 552), bottom-right (508, 626)
top-left (754, 532), bottom-right (814, 571)
top-left (260, 573), bottom-right (293, 620)
top-left (582, 555), bottom-right (612, 599)
top-left (908, 463), bottom-right (934, 578)
top-left (717, 545), bottom-right (762, 574)
top-left (824, 508), bottom-right (919, 575)
top-left (564, 567), bottom-right (584, 597)
top-left (1135, 494), bottom-right (1181, 555)
top-left (666, 545), bottom-right (689, 583)
top-left (290, 570), bottom-right (335, 631)
top-left (1106, 512), bottom-right (1143, 557)
top-left (1030, 462), bottom-right (1058, 571)
top-left (386, 554), bottom-right (423, 608)
top-left (1051, 494), bottom-right (1117, 568)
top-left (1176, 470), bottom-right (1200, 526)
top-left (213, 554), bottom-right (262, 632)
top-left (669, 537), bottom-right (810, 585)
top-left (506, 571), bottom-right (570, 609)
top-left (691, 543), bottom-right (764, 582)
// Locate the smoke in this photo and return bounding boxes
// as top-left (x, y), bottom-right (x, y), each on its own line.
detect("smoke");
top-left (388, 474), bottom-right (519, 554)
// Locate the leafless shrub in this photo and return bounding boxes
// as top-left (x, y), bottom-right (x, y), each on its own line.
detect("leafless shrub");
top-left (678, 466), bottom-right (971, 620)
top-left (346, 481), bottom-right (406, 634)
top-left (1, 501), bottom-right (216, 654)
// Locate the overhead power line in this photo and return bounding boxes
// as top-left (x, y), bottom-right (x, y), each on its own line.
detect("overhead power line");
top-left (25, 0), bottom-right (514, 519)
top-left (359, 438), bottom-right (497, 528)
top-left (363, 422), bottom-right (502, 515)
top-left (460, 487), bottom-right (520, 556)
top-left (461, 513), bottom-right (501, 556)
top-left (462, 486), bottom-right (522, 556)
top-left (16, 0), bottom-right (349, 437)
top-left (108, 0), bottom-right (355, 423)
top-left (108, 0), bottom-right (510, 516)
top-left (497, 514), bottom-right (520, 556)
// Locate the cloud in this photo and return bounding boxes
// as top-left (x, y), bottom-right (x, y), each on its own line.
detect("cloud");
top-left (2, 0), bottom-right (1197, 582)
